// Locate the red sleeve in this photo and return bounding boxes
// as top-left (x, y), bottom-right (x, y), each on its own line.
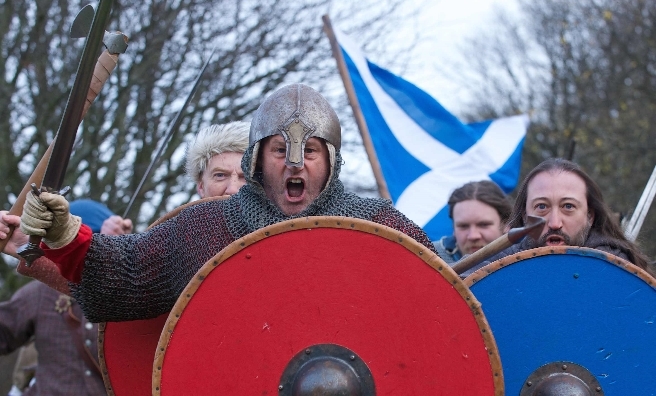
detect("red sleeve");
top-left (41, 224), bottom-right (93, 283)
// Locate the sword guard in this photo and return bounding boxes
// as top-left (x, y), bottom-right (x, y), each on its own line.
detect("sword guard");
top-left (16, 239), bottom-right (44, 267)
top-left (29, 183), bottom-right (71, 197)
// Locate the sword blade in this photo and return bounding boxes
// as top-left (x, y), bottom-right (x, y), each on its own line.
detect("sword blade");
top-left (41, 0), bottom-right (114, 191)
top-left (624, 165), bottom-right (656, 242)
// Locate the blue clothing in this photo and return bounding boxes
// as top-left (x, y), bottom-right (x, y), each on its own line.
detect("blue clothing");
top-left (69, 200), bottom-right (114, 233)
top-left (432, 235), bottom-right (462, 265)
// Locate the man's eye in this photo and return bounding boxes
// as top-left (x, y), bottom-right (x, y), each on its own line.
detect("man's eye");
top-left (535, 203), bottom-right (547, 210)
top-left (276, 148), bottom-right (286, 154)
top-left (563, 203), bottom-right (575, 210)
top-left (213, 173), bottom-right (227, 178)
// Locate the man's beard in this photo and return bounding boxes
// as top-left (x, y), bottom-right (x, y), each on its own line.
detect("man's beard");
top-left (537, 220), bottom-right (592, 247)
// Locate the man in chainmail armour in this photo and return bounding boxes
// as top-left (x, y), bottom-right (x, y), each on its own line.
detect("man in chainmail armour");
top-left (19, 83), bottom-right (438, 323)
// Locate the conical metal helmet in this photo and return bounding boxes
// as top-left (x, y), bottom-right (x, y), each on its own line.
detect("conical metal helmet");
top-left (249, 83), bottom-right (341, 168)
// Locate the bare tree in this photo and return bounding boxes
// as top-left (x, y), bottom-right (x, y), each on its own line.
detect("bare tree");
top-left (0, 0), bottom-right (415, 298)
top-left (439, 0), bottom-right (656, 259)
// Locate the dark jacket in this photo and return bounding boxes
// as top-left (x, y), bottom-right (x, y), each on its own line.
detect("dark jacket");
top-left (0, 281), bottom-right (105, 396)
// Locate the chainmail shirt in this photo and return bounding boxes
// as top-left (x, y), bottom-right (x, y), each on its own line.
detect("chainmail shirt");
top-left (72, 149), bottom-right (436, 322)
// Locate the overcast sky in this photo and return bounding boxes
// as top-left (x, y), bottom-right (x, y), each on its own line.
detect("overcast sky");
top-left (387, 0), bottom-right (520, 113)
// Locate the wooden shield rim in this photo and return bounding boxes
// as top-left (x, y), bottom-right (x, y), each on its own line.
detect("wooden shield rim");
top-left (464, 245), bottom-right (656, 288)
top-left (151, 216), bottom-right (505, 395)
top-left (98, 195), bottom-right (228, 395)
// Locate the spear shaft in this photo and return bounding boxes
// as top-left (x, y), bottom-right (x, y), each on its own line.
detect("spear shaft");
top-left (452, 215), bottom-right (545, 276)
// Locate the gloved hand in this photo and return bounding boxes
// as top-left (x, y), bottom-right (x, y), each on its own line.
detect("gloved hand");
top-left (20, 191), bottom-right (81, 249)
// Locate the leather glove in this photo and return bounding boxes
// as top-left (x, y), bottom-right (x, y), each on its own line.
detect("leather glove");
top-left (20, 191), bottom-right (81, 249)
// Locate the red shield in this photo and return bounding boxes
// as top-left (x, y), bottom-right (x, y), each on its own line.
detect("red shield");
top-left (151, 217), bottom-right (502, 395)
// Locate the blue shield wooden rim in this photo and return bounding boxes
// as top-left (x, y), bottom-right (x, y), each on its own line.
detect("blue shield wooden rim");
top-left (465, 246), bottom-right (656, 395)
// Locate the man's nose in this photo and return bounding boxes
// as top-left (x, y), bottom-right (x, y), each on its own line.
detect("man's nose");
top-left (467, 228), bottom-right (482, 240)
top-left (224, 173), bottom-right (243, 196)
top-left (286, 163), bottom-right (304, 172)
top-left (546, 211), bottom-right (563, 230)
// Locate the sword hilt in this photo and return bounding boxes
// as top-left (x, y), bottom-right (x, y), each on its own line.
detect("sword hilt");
top-left (17, 184), bottom-right (71, 266)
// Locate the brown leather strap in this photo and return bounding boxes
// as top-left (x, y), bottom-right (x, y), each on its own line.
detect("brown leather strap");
top-left (62, 305), bottom-right (102, 376)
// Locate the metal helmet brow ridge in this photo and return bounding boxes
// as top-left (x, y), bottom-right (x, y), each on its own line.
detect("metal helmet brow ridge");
top-left (249, 83), bottom-right (341, 168)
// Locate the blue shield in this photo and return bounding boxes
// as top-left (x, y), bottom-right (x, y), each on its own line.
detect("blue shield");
top-left (467, 246), bottom-right (656, 395)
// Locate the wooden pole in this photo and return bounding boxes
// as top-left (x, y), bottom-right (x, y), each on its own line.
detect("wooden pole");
top-left (452, 216), bottom-right (545, 276)
top-left (322, 15), bottom-right (391, 200)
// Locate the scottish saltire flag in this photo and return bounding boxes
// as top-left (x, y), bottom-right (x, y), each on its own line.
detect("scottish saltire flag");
top-left (335, 29), bottom-right (529, 241)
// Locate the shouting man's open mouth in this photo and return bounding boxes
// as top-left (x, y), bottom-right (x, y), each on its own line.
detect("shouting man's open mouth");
top-left (286, 178), bottom-right (305, 200)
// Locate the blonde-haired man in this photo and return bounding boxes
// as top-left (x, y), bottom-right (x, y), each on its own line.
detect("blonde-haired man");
top-left (185, 121), bottom-right (250, 198)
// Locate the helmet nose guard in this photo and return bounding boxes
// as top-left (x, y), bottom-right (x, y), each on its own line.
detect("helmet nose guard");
top-left (249, 83), bottom-right (341, 169)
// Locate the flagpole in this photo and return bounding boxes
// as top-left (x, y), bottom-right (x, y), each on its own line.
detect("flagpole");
top-left (322, 15), bottom-right (391, 200)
